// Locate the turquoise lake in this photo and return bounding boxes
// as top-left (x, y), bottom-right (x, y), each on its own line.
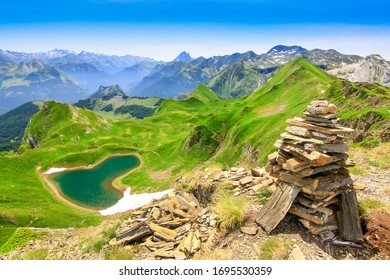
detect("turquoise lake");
top-left (51, 155), bottom-right (140, 209)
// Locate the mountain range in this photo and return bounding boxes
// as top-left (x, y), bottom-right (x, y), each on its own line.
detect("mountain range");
top-left (1, 45), bottom-right (390, 114)
top-left (0, 59), bottom-right (89, 114)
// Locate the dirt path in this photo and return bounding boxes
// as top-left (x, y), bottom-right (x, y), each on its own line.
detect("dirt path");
top-left (258, 104), bottom-right (286, 117)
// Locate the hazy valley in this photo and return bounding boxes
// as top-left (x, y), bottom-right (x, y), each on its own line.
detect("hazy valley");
top-left (0, 47), bottom-right (389, 260)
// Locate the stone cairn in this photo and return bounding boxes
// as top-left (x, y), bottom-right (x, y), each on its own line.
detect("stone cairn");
top-left (257, 100), bottom-right (364, 245)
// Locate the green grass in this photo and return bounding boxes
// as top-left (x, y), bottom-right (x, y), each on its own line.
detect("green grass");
top-left (359, 198), bottom-right (390, 216)
top-left (0, 227), bottom-right (17, 246)
top-left (213, 191), bottom-right (248, 230)
top-left (349, 143), bottom-right (390, 175)
top-left (258, 237), bottom-right (289, 260)
top-left (0, 228), bottom-right (46, 254)
top-left (0, 58), bottom-right (388, 247)
top-left (103, 245), bottom-right (134, 260)
top-left (23, 248), bottom-right (48, 260)
top-left (257, 187), bottom-right (274, 204)
top-left (83, 223), bottom-right (120, 254)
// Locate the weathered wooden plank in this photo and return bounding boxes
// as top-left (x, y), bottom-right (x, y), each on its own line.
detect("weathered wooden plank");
top-left (281, 132), bottom-right (325, 144)
top-left (337, 189), bottom-right (364, 242)
top-left (288, 203), bottom-right (328, 225)
top-left (256, 182), bottom-right (300, 234)
top-left (304, 143), bottom-right (349, 153)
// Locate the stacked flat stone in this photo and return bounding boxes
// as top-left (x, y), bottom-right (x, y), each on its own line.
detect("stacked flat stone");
top-left (257, 100), bottom-right (363, 243)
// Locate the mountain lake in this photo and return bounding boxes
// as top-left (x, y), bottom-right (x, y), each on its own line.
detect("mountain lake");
top-left (50, 155), bottom-right (140, 209)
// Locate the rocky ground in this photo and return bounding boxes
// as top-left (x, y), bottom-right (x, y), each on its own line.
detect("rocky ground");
top-left (353, 171), bottom-right (390, 204)
top-left (1, 165), bottom-right (389, 261)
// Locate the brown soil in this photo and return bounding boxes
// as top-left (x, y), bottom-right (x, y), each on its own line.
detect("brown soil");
top-left (148, 168), bottom-right (172, 181)
top-left (258, 104), bottom-right (286, 117)
top-left (364, 209), bottom-right (390, 259)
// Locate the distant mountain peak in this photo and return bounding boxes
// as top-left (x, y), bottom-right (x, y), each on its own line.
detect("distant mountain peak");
top-left (187, 84), bottom-right (221, 103)
top-left (173, 51), bottom-right (192, 62)
top-left (267, 45), bottom-right (307, 55)
top-left (89, 84), bottom-right (128, 99)
top-left (46, 49), bottom-right (74, 57)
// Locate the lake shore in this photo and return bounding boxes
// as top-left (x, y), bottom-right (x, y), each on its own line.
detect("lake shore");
top-left (39, 153), bottom-right (151, 214)
top-left (99, 187), bottom-right (173, 215)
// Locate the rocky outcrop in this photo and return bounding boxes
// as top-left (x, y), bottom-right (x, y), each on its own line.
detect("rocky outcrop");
top-left (328, 55), bottom-right (390, 88)
top-left (113, 191), bottom-right (217, 259)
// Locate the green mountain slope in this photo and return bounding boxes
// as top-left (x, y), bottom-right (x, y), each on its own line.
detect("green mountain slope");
top-left (325, 80), bottom-right (390, 145)
top-left (74, 85), bottom-right (163, 119)
top-left (0, 101), bottom-right (42, 152)
top-left (0, 58), bottom-right (388, 247)
top-left (187, 84), bottom-right (221, 103)
top-left (22, 100), bottom-right (112, 150)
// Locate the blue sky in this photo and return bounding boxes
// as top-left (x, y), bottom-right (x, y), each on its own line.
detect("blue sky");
top-left (1, 0), bottom-right (389, 60)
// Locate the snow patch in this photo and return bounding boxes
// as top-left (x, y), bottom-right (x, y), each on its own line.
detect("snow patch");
top-left (43, 167), bottom-right (68, 175)
top-left (99, 187), bottom-right (173, 216)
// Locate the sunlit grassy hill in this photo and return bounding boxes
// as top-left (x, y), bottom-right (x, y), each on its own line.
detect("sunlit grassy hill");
top-left (0, 58), bottom-right (388, 246)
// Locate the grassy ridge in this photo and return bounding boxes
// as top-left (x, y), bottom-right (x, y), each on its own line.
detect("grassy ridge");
top-left (0, 58), bottom-right (388, 246)
top-left (0, 101), bottom-right (42, 152)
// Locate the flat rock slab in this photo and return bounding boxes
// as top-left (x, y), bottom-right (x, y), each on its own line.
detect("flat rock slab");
top-left (240, 226), bottom-right (258, 235)
top-left (256, 182), bottom-right (300, 234)
top-left (240, 177), bottom-right (253, 185)
top-left (288, 245), bottom-right (306, 260)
